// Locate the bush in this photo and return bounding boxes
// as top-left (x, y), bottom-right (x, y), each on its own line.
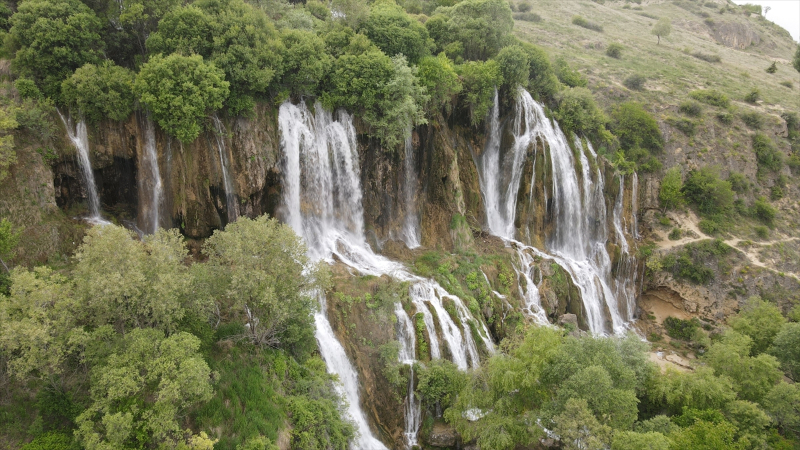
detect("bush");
top-left (752, 133), bottom-right (783, 173)
top-left (698, 219), bottom-right (720, 235)
top-left (513, 12), bottom-right (541, 21)
top-left (692, 52), bottom-right (721, 63)
top-left (728, 172), bottom-right (748, 193)
top-left (606, 43), bottom-right (623, 58)
top-left (554, 87), bottom-right (609, 139)
top-left (754, 225), bottom-right (769, 238)
top-left (716, 112), bottom-right (733, 124)
top-left (752, 197), bottom-right (777, 226)
top-left (766, 61), bottom-right (777, 74)
top-left (623, 74), bottom-right (646, 91)
top-left (682, 166), bottom-right (734, 216)
top-left (744, 89), bottom-right (760, 103)
top-left (360, 1), bottom-right (433, 64)
top-left (668, 117), bottom-right (697, 136)
top-left (664, 316), bottom-right (700, 340)
top-left (689, 89), bottom-right (729, 108)
top-left (496, 45), bottom-right (531, 89)
top-left (61, 62), bottom-right (135, 124)
top-left (659, 166), bottom-right (684, 210)
top-left (517, 2), bottom-right (531, 12)
top-left (555, 58), bottom-right (587, 88)
top-left (417, 53), bottom-right (462, 112)
top-left (679, 101), bottom-right (702, 117)
top-left (669, 228), bottom-right (682, 240)
top-left (661, 239), bottom-right (732, 284)
top-left (572, 15), bottom-right (603, 32)
top-left (609, 102), bottom-right (664, 152)
top-left (780, 80), bottom-right (793, 89)
top-left (740, 112), bottom-right (763, 129)
top-left (456, 59), bottom-right (502, 125)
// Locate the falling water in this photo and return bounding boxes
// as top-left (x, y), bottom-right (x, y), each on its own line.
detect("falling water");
top-left (401, 133), bottom-right (421, 248)
top-left (475, 88), bottom-right (637, 334)
top-left (279, 101), bottom-right (491, 449)
top-left (631, 172), bottom-right (640, 239)
top-left (395, 304), bottom-right (421, 448)
top-left (57, 111), bottom-right (106, 223)
top-left (211, 116), bottom-right (239, 224)
top-left (139, 117), bottom-right (163, 234)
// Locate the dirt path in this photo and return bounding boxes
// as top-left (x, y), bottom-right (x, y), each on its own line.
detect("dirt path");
top-left (654, 211), bottom-right (800, 281)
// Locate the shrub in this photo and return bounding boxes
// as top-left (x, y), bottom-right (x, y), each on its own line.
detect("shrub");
top-left (572, 15), bottom-right (603, 32)
top-left (754, 225), bottom-right (769, 239)
top-left (517, 2), bottom-right (531, 12)
top-left (668, 117), bottom-right (696, 136)
top-left (740, 112), bottom-right (763, 129)
top-left (752, 133), bottom-right (783, 173)
top-left (716, 112), bottom-right (733, 125)
top-left (61, 62), bottom-right (136, 124)
top-left (770, 185), bottom-right (783, 201)
top-left (456, 59), bottom-right (502, 125)
top-left (659, 166), bottom-right (684, 210)
top-left (609, 102), bottom-right (664, 152)
top-left (780, 80), bottom-right (793, 89)
top-left (661, 239), bottom-right (732, 284)
top-left (682, 166), bottom-right (734, 215)
top-left (692, 52), bottom-right (721, 63)
top-left (360, 1), bottom-right (433, 64)
top-left (698, 219), bottom-right (720, 235)
top-left (727, 172), bottom-right (748, 193)
top-left (752, 197), bottom-right (777, 226)
top-left (766, 61), bottom-right (777, 74)
top-left (664, 316), bottom-right (700, 340)
top-left (555, 58), bottom-right (587, 88)
top-left (606, 43), bottom-right (623, 59)
top-left (513, 12), bottom-right (541, 21)
top-left (623, 74), bottom-right (646, 90)
top-left (679, 101), bottom-right (702, 117)
top-left (744, 89), bottom-right (760, 103)
top-left (496, 45), bottom-right (531, 89)
top-left (669, 228), bottom-right (682, 240)
top-left (417, 53), bottom-right (462, 112)
top-left (554, 87), bottom-right (609, 140)
top-left (689, 89), bottom-right (729, 108)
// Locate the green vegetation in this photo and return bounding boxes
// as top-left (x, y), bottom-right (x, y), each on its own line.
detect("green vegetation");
top-left (606, 43), bottom-right (623, 59)
top-left (744, 88), bottom-right (760, 103)
top-left (752, 133), bottom-right (783, 173)
top-left (608, 102), bottom-right (663, 171)
top-left (678, 101), bottom-right (702, 117)
top-left (661, 239), bottom-right (732, 284)
top-left (651, 17), bottom-right (671, 44)
top-left (682, 166), bottom-right (734, 217)
top-left (689, 90), bottom-right (729, 108)
top-left (0, 106), bottom-right (18, 182)
top-left (61, 62), bottom-right (136, 124)
top-left (572, 15), bottom-right (603, 32)
top-left (623, 74), bottom-right (646, 91)
top-left (659, 167), bottom-right (684, 211)
top-left (663, 316), bottom-right (700, 341)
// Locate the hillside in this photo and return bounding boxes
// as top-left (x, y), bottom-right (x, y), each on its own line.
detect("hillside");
top-left (0, 0), bottom-right (799, 449)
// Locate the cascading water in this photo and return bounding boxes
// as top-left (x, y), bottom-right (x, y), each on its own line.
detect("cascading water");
top-left (279, 101), bottom-right (492, 449)
top-left (139, 117), bottom-right (163, 234)
top-left (395, 304), bottom-right (421, 448)
top-left (401, 133), bottom-right (421, 249)
top-left (57, 111), bottom-right (106, 224)
top-left (211, 116), bottom-right (239, 224)
top-left (475, 88), bottom-right (637, 335)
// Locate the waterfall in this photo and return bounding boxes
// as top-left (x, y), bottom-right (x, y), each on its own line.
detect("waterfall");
top-left (211, 116), bottom-right (239, 224)
top-left (139, 117), bottom-right (163, 234)
top-left (57, 111), bottom-right (107, 224)
top-left (632, 172), bottom-right (640, 239)
top-left (401, 133), bottom-right (421, 248)
top-left (279, 101), bottom-right (492, 449)
top-left (612, 175), bottom-right (639, 320)
top-left (475, 88), bottom-right (636, 335)
top-left (395, 304), bottom-right (421, 448)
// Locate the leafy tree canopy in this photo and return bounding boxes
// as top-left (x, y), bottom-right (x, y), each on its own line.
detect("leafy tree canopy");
top-left (61, 62), bottom-right (136, 124)
top-left (360, 0), bottom-right (433, 64)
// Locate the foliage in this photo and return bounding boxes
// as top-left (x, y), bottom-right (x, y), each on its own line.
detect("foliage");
top-left (610, 431), bottom-right (670, 450)
top-left (744, 89), bottom-right (760, 103)
top-left (606, 43), bottom-right (623, 59)
top-left (678, 101), bottom-right (702, 117)
top-left (416, 359), bottom-right (467, 412)
top-left (766, 61), bottom-right (777, 74)
top-left (134, 53), bottom-right (229, 142)
top-left (663, 316), bottom-right (699, 341)
top-left (704, 330), bottom-right (782, 403)
top-left (609, 102), bottom-right (663, 153)
top-left (752, 196), bottom-right (777, 226)
top-left (771, 323), bottom-right (800, 381)
top-left (794, 45), bottom-right (800, 73)
top-left (691, 51), bottom-right (721, 63)
top-left (764, 382), bottom-right (800, 438)
top-left (555, 87), bottom-right (609, 141)
top-left (61, 62), bottom-right (136, 124)
top-left (456, 59), bottom-right (502, 125)
top-left (75, 328), bottom-right (214, 449)
top-left (0, 106), bottom-right (17, 183)
top-left (666, 117), bottom-right (696, 136)
top-left (661, 239), bottom-right (732, 284)
top-left (20, 432), bottom-right (77, 450)
top-left (360, 1), bottom-right (432, 64)
top-left (278, 29), bottom-right (331, 97)
top-left (752, 133), bottom-right (783, 173)
top-left (651, 18), bottom-right (671, 43)
top-left (689, 89), bottom-right (729, 108)
top-left (572, 15), bottom-right (603, 32)
top-left (520, 42), bottom-right (560, 102)
top-left (496, 45), bottom-right (530, 90)
top-left (513, 12), bottom-right (541, 22)
top-left (682, 167), bottom-right (733, 216)
top-left (623, 74), bottom-right (646, 91)
top-left (0, 218), bottom-right (18, 275)
top-left (555, 58), bottom-right (587, 88)
top-left (659, 166), bottom-right (684, 211)
top-left (553, 398), bottom-right (612, 450)
top-left (203, 215), bottom-right (318, 352)
top-left (669, 419), bottom-right (744, 450)
top-left (416, 53), bottom-right (462, 113)
top-left (8, 0), bottom-right (104, 100)
top-left (427, 0), bottom-right (514, 61)
top-left (740, 112), bottom-right (763, 129)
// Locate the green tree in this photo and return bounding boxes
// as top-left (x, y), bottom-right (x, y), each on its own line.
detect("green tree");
top-left (703, 330), bottom-right (782, 403)
top-left (729, 296), bottom-right (786, 355)
top-left (75, 328), bottom-right (214, 450)
top-left (681, 167), bottom-right (734, 216)
top-left (72, 226), bottom-right (202, 334)
top-left (360, 1), bottom-right (432, 64)
top-left (134, 53), bottom-right (229, 142)
top-left (552, 365), bottom-right (639, 429)
top-left (416, 359), bottom-right (467, 412)
top-left (8, 0), bottom-right (104, 99)
top-left (771, 322), bottom-right (800, 381)
top-left (520, 42), bottom-right (560, 102)
top-left (0, 218), bottom-right (18, 273)
top-left (610, 431), bottom-right (670, 450)
top-left (108, 0), bottom-right (181, 56)
top-left (555, 87), bottom-right (610, 142)
top-left (659, 166), bottom-right (684, 211)
top-left (553, 398), bottom-right (612, 450)
top-left (669, 420), bottom-right (744, 450)
top-left (650, 367), bottom-right (737, 413)
top-left (416, 53), bottom-right (462, 113)
top-left (495, 45), bottom-right (530, 90)
top-left (203, 215), bottom-right (320, 352)
top-left (0, 107), bottom-right (18, 183)
top-left (456, 59), bottom-right (502, 125)
top-left (764, 382), bottom-right (800, 437)
top-left (793, 45), bottom-right (800, 73)
top-left (651, 18), bottom-right (671, 44)
top-left (430, 0), bottom-right (513, 61)
top-left (61, 62), bottom-right (136, 124)
top-left (609, 102), bottom-right (663, 153)
top-left (278, 29), bottom-right (332, 97)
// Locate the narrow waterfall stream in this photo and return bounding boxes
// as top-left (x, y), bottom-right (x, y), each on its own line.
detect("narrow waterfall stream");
top-left (211, 116), bottom-right (239, 224)
top-left (475, 88), bottom-right (637, 335)
top-left (401, 133), bottom-right (421, 249)
top-left (279, 101), bottom-right (493, 449)
top-left (57, 111), bottom-right (107, 224)
top-left (139, 117), bottom-right (163, 234)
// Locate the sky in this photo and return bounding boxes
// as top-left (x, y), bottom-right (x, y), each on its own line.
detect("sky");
top-left (731, 0), bottom-right (800, 42)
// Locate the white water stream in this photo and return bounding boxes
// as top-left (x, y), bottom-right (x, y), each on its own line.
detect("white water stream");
top-left (211, 115), bottom-right (239, 224)
top-left (139, 117), bottom-right (163, 234)
top-left (475, 88), bottom-right (637, 335)
top-left (57, 111), bottom-right (108, 224)
top-left (279, 101), bottom-right (493, 449)
top-left (401, 133), bottom-right (421, 248)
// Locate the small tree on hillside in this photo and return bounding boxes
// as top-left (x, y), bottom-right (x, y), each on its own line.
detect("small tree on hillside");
top-left (651, 18), bottom-right (671, 44)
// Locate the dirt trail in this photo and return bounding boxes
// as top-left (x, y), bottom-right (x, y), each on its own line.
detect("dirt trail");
top-left (654, 211), bottom-right (800, 280)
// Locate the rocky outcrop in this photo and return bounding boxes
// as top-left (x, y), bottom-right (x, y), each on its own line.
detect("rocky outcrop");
top-left (709, 21), bottom-right (761, 49)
